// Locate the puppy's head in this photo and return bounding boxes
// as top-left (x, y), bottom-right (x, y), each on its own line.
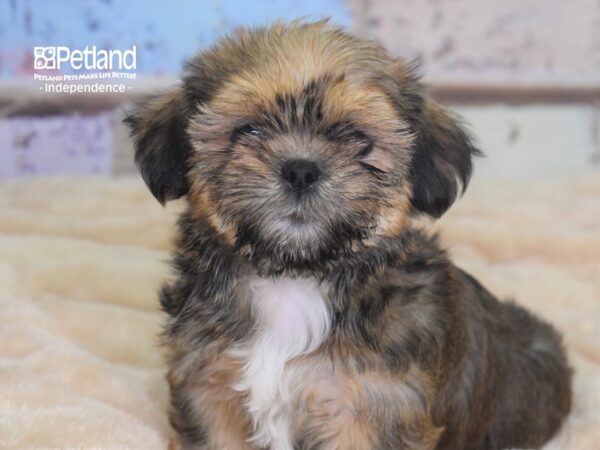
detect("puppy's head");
top-left (126, 21), bottom-right (480, 269)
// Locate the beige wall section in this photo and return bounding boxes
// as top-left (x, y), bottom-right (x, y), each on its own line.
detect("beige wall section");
top-left (345, 0), bottom-right (600, 179)
top-left (456, 104), bottom-right (598, 183)
top-left (347, 0), bottom-right (600, 87)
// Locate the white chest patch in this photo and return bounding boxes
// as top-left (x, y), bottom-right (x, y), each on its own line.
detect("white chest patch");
top-left (232, 276), bottom-right (331, 450)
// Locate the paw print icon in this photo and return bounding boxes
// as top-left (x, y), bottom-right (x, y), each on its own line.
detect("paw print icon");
top-left (34, 47), bottom-right (57, 69)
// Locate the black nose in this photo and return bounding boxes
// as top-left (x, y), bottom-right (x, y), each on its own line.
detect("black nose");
top-left (281, 159), bottom-right (322, 193)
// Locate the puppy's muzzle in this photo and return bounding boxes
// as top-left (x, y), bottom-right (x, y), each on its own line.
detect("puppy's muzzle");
top-left (281, 159), bottom-right (322, 195)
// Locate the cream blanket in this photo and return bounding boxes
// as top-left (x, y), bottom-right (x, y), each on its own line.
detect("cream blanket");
top-left (0, 177), bottom-right (598, 449)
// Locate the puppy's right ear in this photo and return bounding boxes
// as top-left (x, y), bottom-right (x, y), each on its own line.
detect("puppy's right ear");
top-left (124, 87), bottom-right (192, 205)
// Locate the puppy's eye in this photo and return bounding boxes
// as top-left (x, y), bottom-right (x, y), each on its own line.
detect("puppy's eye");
top-left (233, 124), bottom-right (264, 139)
top-left (356, 140), bottom-right (374, 158)
top-left (348, 131), bottom-right (374, 157)
top-left (348, 130), bottom-right (368, 142)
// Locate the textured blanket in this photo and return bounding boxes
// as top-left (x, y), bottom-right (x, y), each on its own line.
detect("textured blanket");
top-left (0, 176), bottom-right (598, 449)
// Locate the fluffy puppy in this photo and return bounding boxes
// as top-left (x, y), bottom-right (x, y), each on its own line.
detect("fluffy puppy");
top-left (125, 21), bottom-right (572, 450)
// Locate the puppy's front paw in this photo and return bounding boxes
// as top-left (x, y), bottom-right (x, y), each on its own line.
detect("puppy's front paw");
top-left (168, 436), bottom-right (181, 450)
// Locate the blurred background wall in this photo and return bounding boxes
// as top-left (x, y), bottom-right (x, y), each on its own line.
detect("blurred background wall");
top-left (0, 0), bottom-right (598, 183)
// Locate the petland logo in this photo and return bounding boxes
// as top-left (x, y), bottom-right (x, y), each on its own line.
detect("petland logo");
top-left (34, 45), bottom-right (136, 71)
top-left (33, 45), bottom-right (137, 94)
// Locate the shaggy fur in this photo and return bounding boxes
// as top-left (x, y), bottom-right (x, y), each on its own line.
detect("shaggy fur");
top-left (125, 21), bottom-right (572, 450)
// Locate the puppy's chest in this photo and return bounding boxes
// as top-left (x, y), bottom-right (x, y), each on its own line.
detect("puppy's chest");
top-left (231, 276), bottom-right (332, 450)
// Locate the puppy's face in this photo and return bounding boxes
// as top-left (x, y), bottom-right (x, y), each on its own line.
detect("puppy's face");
top-left (187, 70), bottom-right (414, 266)
top-left (126, 22), bottom-right (479, 270)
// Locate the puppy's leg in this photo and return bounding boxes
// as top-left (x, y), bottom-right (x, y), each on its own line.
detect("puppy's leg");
top-left (295, 367), bottom-right (442, 450)
top-left (167, 356), bottom-right (256, 450)
top-left (485, 302), bottom-right (572, 449)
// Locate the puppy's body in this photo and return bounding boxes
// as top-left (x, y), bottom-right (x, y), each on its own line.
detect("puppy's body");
top-left (162, 218), bottom-right (569, 450)
top-left (127, 21), bottom-right (571, 450)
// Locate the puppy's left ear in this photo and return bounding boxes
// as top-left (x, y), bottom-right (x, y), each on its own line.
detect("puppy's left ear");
top-left (407, 96), bottom-right (482, 218)
top-left (124, 87), bottom-right (192, 205)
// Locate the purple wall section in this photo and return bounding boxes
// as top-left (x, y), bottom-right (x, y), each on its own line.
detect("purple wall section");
top-left (0, 114), bottom-right (112, 177)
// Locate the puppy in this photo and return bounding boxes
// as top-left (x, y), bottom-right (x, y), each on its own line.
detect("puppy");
top-left (126, 21), bottom-right (572, 450)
